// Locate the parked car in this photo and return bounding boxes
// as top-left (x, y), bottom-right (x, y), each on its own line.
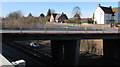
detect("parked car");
top-left (29, 42), bottom-right (40, 48)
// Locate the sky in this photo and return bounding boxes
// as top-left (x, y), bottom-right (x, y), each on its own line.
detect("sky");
top-left (1, 2), bottom-right (119, 18)
top-left (1, 0), bottom-right (120, 2)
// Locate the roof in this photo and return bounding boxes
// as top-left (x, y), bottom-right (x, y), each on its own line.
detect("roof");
top-left (69, 17), bottom-right (81, 20)
top-left (51, 13), bottom-right (68, 20)
top-left (112, 7), bottom-right (118, 16)
top-left (55, 14), bottom-right (61, 20)
top-left (100, 6), bottom-right (114, 15)
top-left (51, 13), bottom-right (58, 19)
top-left (82, 18), bottom-right (92, 20)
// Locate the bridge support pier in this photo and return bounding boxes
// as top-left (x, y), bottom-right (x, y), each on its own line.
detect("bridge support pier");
top-left (64, 40), bottom-right (80, 66)
top-left (51, 40), bottom-right (80, 66)
top-left (51, 40), bottom-right (63, 65)
top-left (103, 39), bottom-right (120, 60)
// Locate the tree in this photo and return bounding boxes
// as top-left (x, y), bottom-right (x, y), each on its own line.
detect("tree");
top-left (92, 13), bottom-right (94, 20)
top-left (50, 9), bottom-right (55, 13)
top-left (7, 10), bottom-right (22, 19)
top-left (39, 13), bottom-right (45, 17)
top-left (46, 9), bottom-right (55, 17)
top-left (72, 6), bottom-right (81, 18)
top-left (28, 13), bottom-right (33, 17)
top-left (47, 9), bottom-right (51, 17)
top-left (74, 13), bottom-right (80, 18)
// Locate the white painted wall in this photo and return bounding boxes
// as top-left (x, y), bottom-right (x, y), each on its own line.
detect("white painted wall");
top-left (94, 7), bottom-right (114, 24)
top-left (50, 15), bottom-right (54, 22)
top-left (94, 7), bottom-right (105, 24)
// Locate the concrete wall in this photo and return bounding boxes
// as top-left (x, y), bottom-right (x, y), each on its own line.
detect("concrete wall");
top-left (51, 40), bottom-right (80, 65)
top-left (103, 39), bottom-right (120, 60)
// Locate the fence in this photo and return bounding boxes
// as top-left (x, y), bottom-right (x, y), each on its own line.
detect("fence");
top-left (2, 23), bottom-right (120, 33)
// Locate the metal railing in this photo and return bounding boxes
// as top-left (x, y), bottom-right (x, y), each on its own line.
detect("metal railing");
top-left (2, 23), bottom-right (120, 33)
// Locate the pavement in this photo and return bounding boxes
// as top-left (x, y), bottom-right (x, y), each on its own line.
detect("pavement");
top-left (0, 54), bottom-right (14, 67)
top-left (2, 43), bottom-right (44, 66)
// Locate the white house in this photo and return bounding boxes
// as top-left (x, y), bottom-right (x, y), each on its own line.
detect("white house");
top-left (94, 4), bottom-right (114, 24)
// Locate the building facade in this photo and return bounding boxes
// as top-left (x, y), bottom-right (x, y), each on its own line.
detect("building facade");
top-left (94, 4), bottom-right (114, 24)
top-left (50, 12), bottom-right (68, 23)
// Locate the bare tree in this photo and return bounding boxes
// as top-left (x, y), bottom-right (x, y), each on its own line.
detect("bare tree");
top-left (39, 13), bottom-right (45, 18)
top-left (50, 9), bottom-right (55, 13)
top-left (46, 9), bottom-right (55, 17)
top-left (7, 10), bottom-right (22, 19)
top-left (72, 6), bottom-right (82, 18)
top-left (28, 13), bottom-right (33, 17)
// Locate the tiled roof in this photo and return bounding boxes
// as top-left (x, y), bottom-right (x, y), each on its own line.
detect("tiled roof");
top-left (55, 14), bottom-right (61, 20)
top-left (69, 17), bottom-right (81, 20)
top-left (51, 13), bottom-right (68, 20)
top-left (100, 6), bottom-right (114, 15)
top-left (82, 18), bottom-right (92, 20)
top-left (51, 13), bottom-right (58, 19)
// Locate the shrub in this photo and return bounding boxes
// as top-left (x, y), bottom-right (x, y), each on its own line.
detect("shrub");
top-left (80, 40), bottom-right (97, 54)
top-left (80, 19), bottom-right (88, 23)
top-left (64, 19), bottom-right (77, 23)
top-left (64, 19), bottom-right (94, 24)
top-left (88, 20), bottom-right (94, 24)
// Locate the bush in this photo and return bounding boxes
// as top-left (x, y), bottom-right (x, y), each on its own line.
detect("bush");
top-left (64, 20), bottom-right (77, 23)
top-left (64, 19), bottom-right (94, 24)
top-left (88, 20), bottom-right (94, 24)
top-left (80, 40), bottom-right (97, 54)
top-left (80, 19), bottom-right (88, 23)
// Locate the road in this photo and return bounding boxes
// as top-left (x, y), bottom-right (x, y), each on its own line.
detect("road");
top-left (2, 42), bottom-right (45, 66)
top-left (2, 41), bottom-right (120, 66)
top-left (14, 41), bottom-right (52, 57)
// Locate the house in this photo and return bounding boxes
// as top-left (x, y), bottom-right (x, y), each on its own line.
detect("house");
top-left (69, 17), bottom-right (81, 20)
top-left (94, 4), bottom-right (114, 24)
top-left (50, 12), bottom-right (68, 23)
top-left (112, 7), bottom-right (120, 22)
top-left (82, 18), bottom-right (92, 20)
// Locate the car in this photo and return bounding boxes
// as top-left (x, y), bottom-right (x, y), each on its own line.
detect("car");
top-left (12, 59), bottom-right (25, 67)
top-left (29, 42), bottom-right (40, 48)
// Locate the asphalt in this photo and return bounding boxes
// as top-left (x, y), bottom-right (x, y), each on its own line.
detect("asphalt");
top-left (2, 43), bottom-right (44, 67)
top-left (2, 41), bottom-right (120, 66)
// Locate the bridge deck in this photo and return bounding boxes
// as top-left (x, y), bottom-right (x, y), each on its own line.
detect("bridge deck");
top-left (2, 33), bottom-right (120, 40)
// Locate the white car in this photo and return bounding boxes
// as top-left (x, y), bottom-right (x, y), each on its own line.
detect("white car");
top-left (29, 42), bottom-right (40, 47)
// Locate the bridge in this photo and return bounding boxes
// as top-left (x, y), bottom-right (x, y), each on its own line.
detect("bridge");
top-left (1, 23), bottom-right (120, 66)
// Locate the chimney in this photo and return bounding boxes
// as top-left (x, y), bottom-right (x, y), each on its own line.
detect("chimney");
top-left (98, 4), bottom-right (101, 7)
top-left (110, 6), bottom-right (112, 8)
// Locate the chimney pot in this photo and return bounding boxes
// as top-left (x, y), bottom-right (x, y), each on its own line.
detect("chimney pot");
top-left (98, 4), bottom-right (101, 7)
top-left (110, 6), bottom-right (112, 8)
